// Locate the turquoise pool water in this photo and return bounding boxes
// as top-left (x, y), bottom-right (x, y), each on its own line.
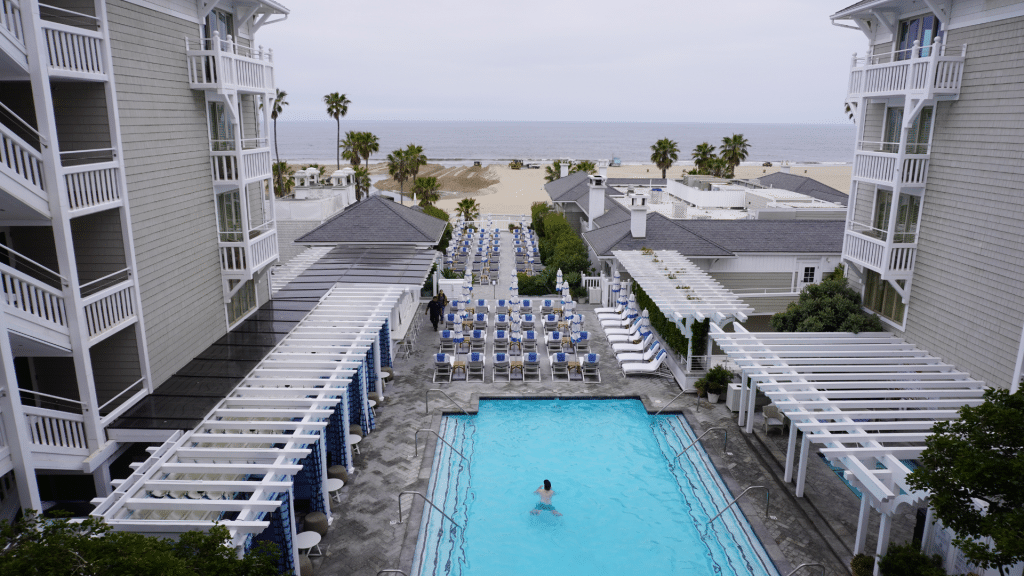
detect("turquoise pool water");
top-left (413, 399), bottom-right (780, 576)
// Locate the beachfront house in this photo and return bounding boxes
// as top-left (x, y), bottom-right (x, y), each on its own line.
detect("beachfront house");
top-left (276, 167), bottom-right (357, 265)
top-left (0, 0), bottom-right (292, 529)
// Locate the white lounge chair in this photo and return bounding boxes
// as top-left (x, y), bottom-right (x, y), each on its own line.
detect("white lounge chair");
top-left (604, 318), bottom-right (642, 336)
top-left (439, 330), bottom-right (455, 354)
top-left (523, 330), bottom-right (538, 353)
top-left (494, 314), bottom-right (509, 331)
top-left (546, 331), bottom-right (564, 354)
top-left (523, 352), bottom-right (541, 382)
top-left (493, 329), bottom-right (509, 354)
top-left (593, 303), bottom-right (625, 315)
top-left (550, 352), bottom-right (569, 381)
top-left (433, 353), bottom-right (453, 383)
top-left (607, 327), bottom-right (646, 344)
top-left (493, 353), bottom-right (510, 382)
top-left (473, 313), bottom-right (488, 330)
top-left (574, 331), bottom-right (591, 353)
top-left (621, 350), bottom-right (670, 377)
top-left (467, 352), bottom-right (486, 382)
top-left (617, 342), bottom-right (662, 365)
top-left (543, 314), bottom-right (559, 332)
top-left (611, 332), bottom-right (654, 353)
top-left (582, 353), bottom-right (600, 383)
top-left (470, 329), bottom-right (486, 353)
top-left (520, 299), bottom-right (533, 314)
top-left (601, 313), bottom-right (637, 328)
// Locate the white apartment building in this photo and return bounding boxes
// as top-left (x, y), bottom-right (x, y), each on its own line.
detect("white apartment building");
top-left (833, 0), bottom-right (1024, 394)
top-left (0, 0), bottom-right (285, 515)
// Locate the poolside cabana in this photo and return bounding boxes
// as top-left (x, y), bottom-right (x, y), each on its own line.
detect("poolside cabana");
top-left (612, 250), bottom-right (754, 374)
top-left (710, 324), bottom-right (988, 568)
top-left (91, 284), bottom-right (406, 573)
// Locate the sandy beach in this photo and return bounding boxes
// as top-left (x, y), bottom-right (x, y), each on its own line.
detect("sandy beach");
top-left (292, 161), bottom-right (852, 218)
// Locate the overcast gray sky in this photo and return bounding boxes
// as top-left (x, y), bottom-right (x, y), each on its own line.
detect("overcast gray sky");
top-left (259, 1), bottom-right (866, 124)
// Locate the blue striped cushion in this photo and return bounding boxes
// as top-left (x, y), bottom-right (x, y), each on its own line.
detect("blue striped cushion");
top-left (495, 353), bottom-right (506, 362)
top-left (525, 353), bottom-right (538, 362)
top-left (586, 354), bottom-right (599, 363)
top-left (435, 354), bottom-right (447, 362)
top-left (555, 353), bottom-right (566, 362)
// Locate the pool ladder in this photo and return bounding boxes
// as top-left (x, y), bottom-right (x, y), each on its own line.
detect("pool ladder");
top-left (705, 485), bottom-right (771, 532)
top-left (425, 389), bottom-right (471, 415)
top-left (674, 427), bottom-right (728, 464)
top-left (396, 491), bottom-right (463, 531)
top-left (414, 428), bottom-right (469, 461)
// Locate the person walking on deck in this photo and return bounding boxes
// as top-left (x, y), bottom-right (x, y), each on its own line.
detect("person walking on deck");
top-left (426, 296), bottom-right (443, 331)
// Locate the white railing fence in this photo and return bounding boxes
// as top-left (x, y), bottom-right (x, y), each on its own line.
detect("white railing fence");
top-left (82, 281), bottom-right (134, 339)
top-left (184, 32), bottom-right (274, 91)
top-left (0, 119), bottom-right (47, 205)
top-left (64, 162), bottom-right (120, 211)
top-left (42, 21), bottom-right (103, 75)
top-left (843, 231), bottom-right (885, 270)
top-left (24, 405), bottom-right (88, 454)
top-left (848, 38), bottom-right (966, 98)
top-left (0, 262), bottom-right (68, 331)
top-left (1, 0), bottom-right (24, 47)
top-left (242, 149), bottom-right (271, 180)
top-left (249, 229), bottom-right (278, 270)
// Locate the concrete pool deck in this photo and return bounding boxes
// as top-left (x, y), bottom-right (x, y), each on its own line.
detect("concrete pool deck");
top-left (305, 301), bottom-right (917, 576)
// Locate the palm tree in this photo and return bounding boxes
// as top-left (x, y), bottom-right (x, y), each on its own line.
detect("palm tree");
top-left (691, 142), bottom-right (717, 174)
top-left (352, 165), bottom-right (370, 201)
top-left (708, 156), bottom-right (731, 178)
top-left (386, 148), bottom-right (413, 205)
top-left (719, 134), bottom-right (750, 175)
top-left (270, 89), bottom-right (288, 194)
top-left (455, 198), bottom-right (480, 222)
top-left (272, 161), bottom-right (294, 197)
top-left (405, 144), bottom-right (427, 181)
top-left (354, 132), bottom-right (379, 172)
top-left (323, 92), bottom-right (351, 170)
top-left (571, 160), bottom-right (597, 175)
top-left (544, 160), bottom-right (564, 183)
top-left (650, 138), bottom-right (679, 179)
top-left (413, 176), bottom-right (441, 207)
top-left (340, 131), bottom-right (360, 167)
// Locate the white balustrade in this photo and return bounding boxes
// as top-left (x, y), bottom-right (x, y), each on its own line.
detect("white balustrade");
top-left (854, 152), bottom-right (896, 183)
top-left (888, 246), bottom-right (917, 273)
top-left (24, 405), bottom-right (88, 454)
top-left (843, 231), bottom-right (886, 270)
top-left (43, 22), bottom-right (103, 75)
top-left (848, 40), bottom-right (966, 99)
top-left (220, 244), bottom-right (247, 271)
top-left (0, 263), bottom-right (67, 331)
top-left (0, 121), bottom-right (47, 206)
top-left (242, 149), bottom-right (271, 180)
top-left (185, 34), bottom-right (274, 92)
top-left (82, 281), bottom-right (135, 339)
top-left (901, 157), bottom-right (929, 185)
top-left (249, 229), bottom-right (278, 270)
top-left (211, 152), bottom-right (239, 183)
top-left (1, 0), bottom-right (24, 47)
top-left (64, 162), bottom-right (120, 211)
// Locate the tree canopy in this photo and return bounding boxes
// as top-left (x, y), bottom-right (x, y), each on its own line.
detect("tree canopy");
top-left (413, 176), bottom-right (440, 206)
top-left (455, 198), bottom-right (480, 221)
top-left (269, 89), bottom-right (288, 196)
top-left (906, 388), bottom-right (1024, 575)
top-left (770, 265), bottom-right (884, 333)
top-left (0, 513), bottom-right (279, 576)
top-left (719, 133), bottom-right (750, 174)
top-left (650, 138), bottom-right (679, 179)
top-left (323, 92), bottom-right (350, 170)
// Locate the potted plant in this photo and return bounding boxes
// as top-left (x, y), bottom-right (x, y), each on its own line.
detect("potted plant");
top-left (696, 364), bottom-right (733, 403)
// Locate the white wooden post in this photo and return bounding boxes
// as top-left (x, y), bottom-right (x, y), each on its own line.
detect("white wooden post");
top-left (873, 512), bottom-right (893, 576)
top-left (854, 496), bottom-right (872, 554)
top-left (784, 422), bottom-right (798, 482)
top-left (795, 432), bottom-right (811, 497)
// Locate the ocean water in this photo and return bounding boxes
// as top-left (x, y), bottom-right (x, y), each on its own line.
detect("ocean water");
top-left (275, 121), bottom-right (854, 165)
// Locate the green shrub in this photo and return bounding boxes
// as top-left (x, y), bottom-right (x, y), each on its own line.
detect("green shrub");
top-left (531, 202), bottom-right (551, 237)
top-left (422, 204), bottom-right (453, 253)
top-left (851, 554), bottom-right (875, 576)
top-left (878, 542), bottom-right (945, 576)
top-left (771, 264), bottom-right (883, 333)
top-left (695, 364), bottom-right (733, 396)
top-left (690, 318), bottom-right (710, 357)
top-left (536, 212), bottom-right (591, 277)
top-left (632, 282), bottom-right (689, 356)
top-left (441, 268), bottom-right (463, 279)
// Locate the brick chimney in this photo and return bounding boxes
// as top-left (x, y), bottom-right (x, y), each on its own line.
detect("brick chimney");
top-left (587, 174), bottom-right (606, 231)
top-left (629, 190), bottom-right (649, 238)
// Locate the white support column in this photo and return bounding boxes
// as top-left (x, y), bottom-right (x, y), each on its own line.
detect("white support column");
top-left (343, 392), bottom-right (354, 476)
top-left (316, 436), bottom-right (331, 523)
top-left (372, 337), bottom-right (383, 394)
top-left (92, 460), bottom-right (112, 498)
top-left (784, 422), bottom-right (798, 483)
top-left (795, 432), bottom-right (811, 497)
top-left (737, 371), bottom-right (749, 427)
top-left (0, 313), bottom-right (43, 512)
top-left (920, 506), bottom-right (934, 552)
top-left (873, 512), bottom-right (893, 576)
top-left (854, 495), bottom-right (872, 555)
top-left (286, 486), bottom-right (302, 573)
top-left (745, 376), bottom-right (759, 434)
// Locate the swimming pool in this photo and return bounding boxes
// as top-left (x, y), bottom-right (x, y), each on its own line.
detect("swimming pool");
top-left (412, 399), bottom-right (780, 576)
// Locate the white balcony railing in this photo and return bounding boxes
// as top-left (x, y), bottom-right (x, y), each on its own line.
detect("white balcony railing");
top-left (0, 117), bottom-right (48, 212)
top-left (64, 161), bottom-right (120, 213)
top-left (24, 405), bottom-right (88, 455)
top-left (82, 279), bottom-right (135, 340)
top-left (243, 148), bottom-right (272, 180)
top-left (848, 38), bottom-right (966, 100)
top-left (854, 149), bottom-right (930, 187)
top-left (210, 145), bottom-right (271, 184)
top-left (0, 262), bottom-right (68, 333)
top-left (185, 32), bottom-right (274, 93)
top-left (219, 228), bottom-right (279, 276)
top-left (42, 21), bottom-right (103, 76)
top-left (1, 0), bottom-right (25, 51)
top-left (843, 229), bottom-right (917, 279)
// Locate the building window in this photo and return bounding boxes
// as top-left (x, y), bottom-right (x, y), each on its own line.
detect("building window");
top-left (896, 14), bottom-right (940, 60)
top-left (863, 269), bottom-right (906, 324)
top-left (217, 190), bottom-right (243, 242)
top-left (883, 106), bottom-right (932, 153)
top-left (802, 266), bottom-right (816, 284)
top-left (872, 189), bottom-right (921, 243)
top-left (228, 280), bottom-right (256, 325)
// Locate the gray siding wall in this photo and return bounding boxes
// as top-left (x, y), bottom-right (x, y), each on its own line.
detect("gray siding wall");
top-left (89, 326), bottom-right (141, 405)
top-left (711, 272), bottom-right (794, 291)
top-left (107, 0), bottom-right (227, 388)
top-left (51, 82), bottom-right (111, 153)
top-left (900, 15), bottom-right (1024, 389)
top-left (738, 295), bottom-right (797, 316)
top-left (70, 210), bottom-right (125, 284)
top-left (853, 181), bottom-right (876, 227)
top-left (863, 101), bottom-right (886, 143)
top-left (247, 181), bottom-right (268, 227)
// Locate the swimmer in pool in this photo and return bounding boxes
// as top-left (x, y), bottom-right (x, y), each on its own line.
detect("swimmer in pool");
top-left (530, 479), bottom-right (562, 516)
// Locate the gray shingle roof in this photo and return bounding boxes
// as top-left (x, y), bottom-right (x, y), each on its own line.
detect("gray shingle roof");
top-left (755, 172), bottom-right (849, 206)
top-left (544, 171), bottom-right (590, 202)
top-left (583, 215), bottom-right (845, 256)
top-left (677, 219), bottom-right (846, 253)
top-left (295, 196), bottom-right (447, 244)
top-left (583, 213), bottom-right (732, 258)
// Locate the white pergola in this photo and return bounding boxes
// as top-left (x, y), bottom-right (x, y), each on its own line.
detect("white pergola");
top-left (91, 284), bottom-right (405, 571)
top-left (711, 324), bottom-right (988, 562)
top-left (613, 250), bottom-right (754, 367)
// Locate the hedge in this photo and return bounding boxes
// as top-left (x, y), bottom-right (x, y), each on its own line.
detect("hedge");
top-left (422, 204), bottom-right (453, 253)
top-left (631, 282), bottom-right (689, 356)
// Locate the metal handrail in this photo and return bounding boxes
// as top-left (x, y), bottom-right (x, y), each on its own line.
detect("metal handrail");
top-left (397, 491), bottom-right (462, 530)
top-left (706, 486), bottom-right (770, 529)
top-left (0, 245), bottom-right (66, 286)
top-left (786, 563), bottom-right (825, 576)
top-left (414, 429), bottom-right (468, 461)
top-left (654, 389), bottom-right (688, 415)
top-left (80, 267), bottom-right (131, 296)
top-left (425, 389), bottom-right (470, 416)
top-left (97, 377), bottom-right (144, 414)
top-left (675, 427), bottom-right (727, 462)
top-left (0, 101), bottom-right (46, 147)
